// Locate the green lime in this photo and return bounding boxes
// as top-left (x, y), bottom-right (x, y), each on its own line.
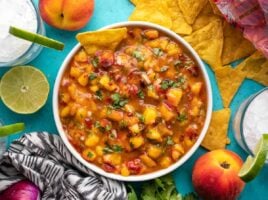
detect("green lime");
top-left (9, 26), bottom-right (64, 51)
top-left (0, 123), bottom-right (25, 137)
top-left (0, 66), bottom-right (49, 114)
top-left (238, 134), bottom-right (268, 182)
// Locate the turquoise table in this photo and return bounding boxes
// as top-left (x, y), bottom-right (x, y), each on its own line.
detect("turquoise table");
top-left (0, 0), bottom-right (267, 199)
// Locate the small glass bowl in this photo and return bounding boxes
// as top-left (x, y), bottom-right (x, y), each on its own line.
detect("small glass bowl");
top-left (0, 0), bottom-right (45, 67)
top-left (233, 87), bottom-right (268, 157)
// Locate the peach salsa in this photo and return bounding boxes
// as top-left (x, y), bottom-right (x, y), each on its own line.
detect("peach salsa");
top-left (58, 27), bottom-right (207, 176)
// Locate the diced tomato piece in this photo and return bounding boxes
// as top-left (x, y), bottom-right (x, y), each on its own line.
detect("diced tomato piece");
top-left (128, 84), bottom-right (139, 95)
top-left (84, 118), bottom-right (93, 129)
top-left (103, 163), bottom-right (116, 172)
top-left (127, 158), bottom-right (142, 174)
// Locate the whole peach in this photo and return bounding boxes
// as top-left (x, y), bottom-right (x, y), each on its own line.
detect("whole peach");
top-left (39, 0), bottom-right (94, 31)
top-left (192, 149), bottom-right (245, 200)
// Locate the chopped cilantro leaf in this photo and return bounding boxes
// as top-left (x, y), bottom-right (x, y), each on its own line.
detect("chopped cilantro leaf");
top-left (161, 79), bottom-right (176, 90)
top-left (111, 93), bottom-right (128, 109)
top-left (105, 125), bottom-right (111, 131)
top-left (87, 151), bottom-right (94, 158)
top-left (166, 136), bottom-right (174, 145)
top-left (136, 112), bottom-right (145, 123)
top-left (95, 90), bottom-right (103, 100)
top-left (89, 73), bottom-right (97, 80)
top-left (132, 50), bottom-right (144, 61)
top-left (137, 89), bottom-right (145, 99)
top-left (91, 57), bottom-right (99, 67)
top-left (153, 48), bottom-right (164, 57)
top-left (177, 113), bottom-right (187, 122)
top-left (103, 144), bottom-right (123, 154)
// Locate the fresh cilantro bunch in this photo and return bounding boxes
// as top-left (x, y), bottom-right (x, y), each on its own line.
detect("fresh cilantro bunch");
top-left (127, 175), bottom-right (198, 200)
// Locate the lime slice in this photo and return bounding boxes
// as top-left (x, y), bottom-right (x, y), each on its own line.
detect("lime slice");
top-left (238, 134), bottom-right (268, 182)
top-left (0, 123), bottom-right (25, 137)
top-left (9, 26), bottom-right (64, 51)
top-left (0, 66), bottom-right (49, 114)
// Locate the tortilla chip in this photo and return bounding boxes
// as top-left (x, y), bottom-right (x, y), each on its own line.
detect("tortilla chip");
top-left (208, 0), bottom-right (223, 16)
top-left (129, 1), bottom-right (172, 29)
top-left (192, 2), bottom-right (222, 31)
top-left (237, 51), bottom-right (268, 86)
top-left (165, 0), bottom-right (192, 35)
top-left (76, 28), bottom-right (127, 55)
top-left (178, 0), bottom-right (208, 25)
top-left (184, 20), bottom-right (223, 71)
top-left (130, 0), bottom-right (139, 5)
top-left (222, 22), bottom-right (256, 65)
top-left (201, 108), bottom-right (231, 151)
top-left (215, 65), bottom-right (246, 108)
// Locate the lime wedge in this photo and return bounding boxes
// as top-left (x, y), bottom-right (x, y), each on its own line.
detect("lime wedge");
top-left (9, 26), bottom-right (64, 51)
top-left (238, 134), bottom-right (268, 182)
top-left (0, 123), bottom-right (25, 137)
top-left (0, 66), bottom-right (49, 114)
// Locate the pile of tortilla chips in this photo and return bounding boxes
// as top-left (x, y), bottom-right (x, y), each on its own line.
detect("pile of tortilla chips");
top-left (129, 0), bottom-right (268, 151)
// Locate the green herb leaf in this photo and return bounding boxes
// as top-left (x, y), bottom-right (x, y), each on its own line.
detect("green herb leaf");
top-left (119, 120), bottom-right (128, 129)
top-left (95, 90), bottom-right (103, 100)
top-left (136, 113), bottom-right (145, 123)
top-left (174, 60), bottom-right (183, 68)
top-left (87, 151), bottom-right (94, 158)
top-left (166, 136), bottom-right (174, 145)
top-left (91, 57), bottom-right (99, 67)
top-left (140, 175), bottom-right (182, 200)
top-left (127, 185), bottom-right (138, 200)
top-left (161, 79), bottom-right (176, 90)
top-left (111, 93), bottom-right (128, 109)
top-left (138, 89), bottom-right (145, 99)
top-left (89, 73), bottom-right (97, 80)
top-left (103, 144), bottom-right (123, 154)
top-left (132, 50), bottom-right (145, 61)
top-left (177, 113), bottom-right (187, 122)
top-left (153, 48), bottom-right (164, 57)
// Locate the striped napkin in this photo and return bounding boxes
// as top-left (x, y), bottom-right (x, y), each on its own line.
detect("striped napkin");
top-left (0, 132), bottom-right (127, 200)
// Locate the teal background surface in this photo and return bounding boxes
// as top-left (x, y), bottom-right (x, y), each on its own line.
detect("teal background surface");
top-left (0, 0), bottom-right (267, 199)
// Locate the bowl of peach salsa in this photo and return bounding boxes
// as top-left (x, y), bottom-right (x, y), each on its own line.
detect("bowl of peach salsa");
top-left (53, 22), bottom-right (212, 181)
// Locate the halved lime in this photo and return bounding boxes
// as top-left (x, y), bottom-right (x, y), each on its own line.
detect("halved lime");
top-left (238, 134), bottom-right (268, 182)
top-left (0, 66), bottom-right (49, 114)
top-left (0, 123), bottom-right (25, 137)
top-left (9, 26), bottom-right (64, 51)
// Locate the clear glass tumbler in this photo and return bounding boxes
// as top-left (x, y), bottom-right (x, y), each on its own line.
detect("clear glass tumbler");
top-left (233, 87), bottom-right (268, 157)
top-left (0, 0), bottom-right (45, 67)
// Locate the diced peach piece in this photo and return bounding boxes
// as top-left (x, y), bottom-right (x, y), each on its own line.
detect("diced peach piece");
top-left (146, 128), bottom-right (162, 142)
top-left (144, 29), bottom-right (159, 39)
top-left (140, 154), bottom-right (157, 167)
top-left (108, 110), bottom-right (124, 121)
top-left (159, 103), bottom-right (176, 121)
top-left (166, 88), bottom-right (183, 106)
top-left (159, 156), bottom-right (172, 168)
top-left (130, 136), bottom-right (144, 149)
top-left (147, 145), bottom-right (162, 159)
top-left (103, 153), bottom-right (122, 165)
top-left (82, 149), bottom-right (96, 162)
top-left (78, 73), bottom-right (89, 86)
top-left (85, 134), bottom-right (100, 147)
top-left (191, 82), bottom-right (203, 95)
top-left (143, 106), bottom-right (158, 125)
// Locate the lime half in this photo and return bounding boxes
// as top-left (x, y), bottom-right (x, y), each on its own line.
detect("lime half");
top-left (0, 66), bottom-right (49, 114)
top-left (238, 134), bottom-right (268, 182)
top-left (9, 26), bottom-right (64, 51)
top-left (0, 123), bottom-right (25, 137)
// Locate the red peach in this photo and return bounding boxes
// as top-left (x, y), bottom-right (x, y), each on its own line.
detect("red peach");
top-left (192, 149), bottom-right (245, 200)
top-left (39, 0), bottom-right (94, 31)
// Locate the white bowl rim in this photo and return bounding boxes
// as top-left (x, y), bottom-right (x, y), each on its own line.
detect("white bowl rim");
top-left (53, 21), bottom-right (213, 182)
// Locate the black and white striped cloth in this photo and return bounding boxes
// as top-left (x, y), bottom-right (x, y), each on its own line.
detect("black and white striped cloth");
top-left (0, 132), bottom-right (127, 200)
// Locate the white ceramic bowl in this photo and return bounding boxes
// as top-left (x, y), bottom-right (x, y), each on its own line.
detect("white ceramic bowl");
top-left (53, 21), bottom-right (213, 182)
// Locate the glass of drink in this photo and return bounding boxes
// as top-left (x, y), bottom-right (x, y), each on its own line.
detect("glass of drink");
top-left (233, 87), bottom-right (268, 159)
top-left (0, 0), bottom-right (45, 67)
